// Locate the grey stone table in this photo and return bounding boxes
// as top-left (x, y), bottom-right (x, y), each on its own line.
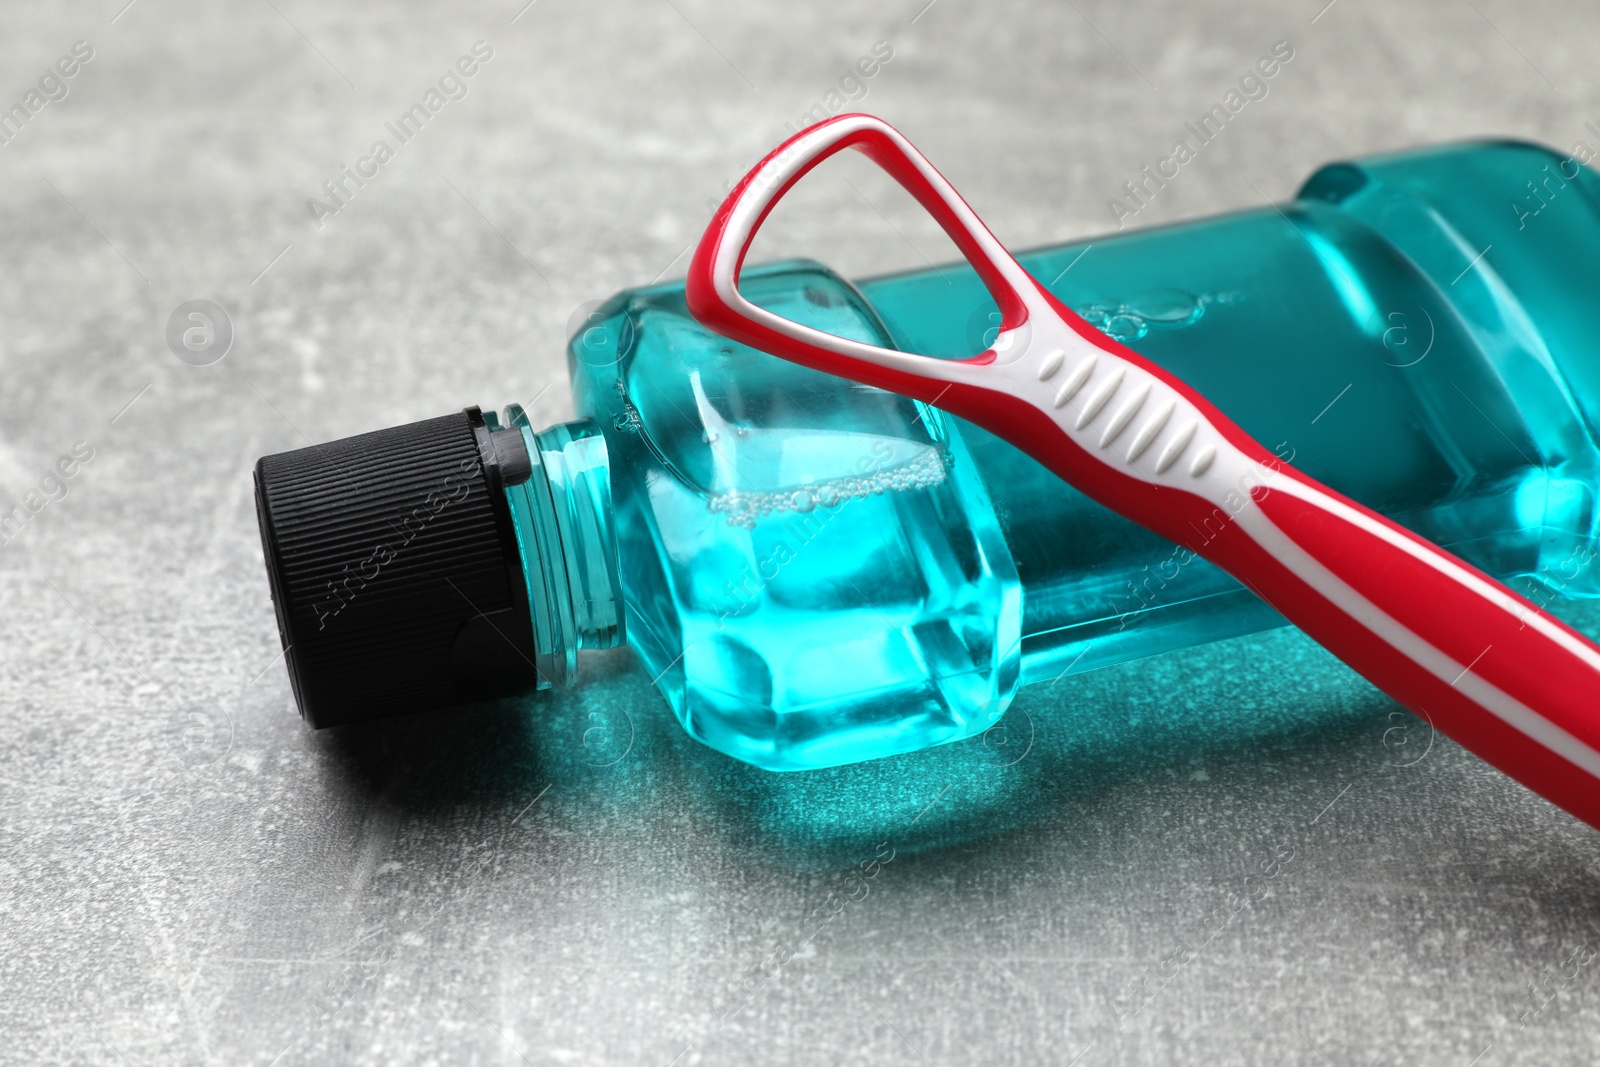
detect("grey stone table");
top-left (4, 0), bottom-right (1600, 1063)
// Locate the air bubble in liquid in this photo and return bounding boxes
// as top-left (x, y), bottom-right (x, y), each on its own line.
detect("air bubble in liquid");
top-left (707, 445), bottom-right (952, 529)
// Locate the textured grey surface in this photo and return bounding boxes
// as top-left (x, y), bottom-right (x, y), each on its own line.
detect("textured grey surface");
top-left (3, 0), bottom-right (1600, 1064)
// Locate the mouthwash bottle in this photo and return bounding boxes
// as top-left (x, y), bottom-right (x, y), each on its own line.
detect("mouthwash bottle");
top-left (255, 139), bottom-right (1600, 772)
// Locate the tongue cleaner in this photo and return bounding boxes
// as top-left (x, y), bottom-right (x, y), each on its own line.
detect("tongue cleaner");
top-left (687, 113), bottom-right (1600, 830)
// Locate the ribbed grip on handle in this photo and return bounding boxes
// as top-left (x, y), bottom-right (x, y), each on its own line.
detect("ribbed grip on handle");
top-left (254, 407), bottom-right (540, 728)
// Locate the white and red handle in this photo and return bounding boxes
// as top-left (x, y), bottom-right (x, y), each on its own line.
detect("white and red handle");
top-left (687, 113), bottom-right (1600, 830)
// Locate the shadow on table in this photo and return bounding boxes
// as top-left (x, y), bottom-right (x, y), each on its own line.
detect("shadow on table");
top-left (315, 691), bottom-right (547, 813)
top-left (314, 623), bottom-right (1413, 872)
top-left (655, 625), bottom-right (1399, 871)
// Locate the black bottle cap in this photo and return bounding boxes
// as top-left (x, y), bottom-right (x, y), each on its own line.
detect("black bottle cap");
top-left (253, 406), bottom-right (541, 729)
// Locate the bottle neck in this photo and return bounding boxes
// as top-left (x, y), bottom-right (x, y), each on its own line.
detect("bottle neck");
top-left (500, 411), bottom-right (624, 688)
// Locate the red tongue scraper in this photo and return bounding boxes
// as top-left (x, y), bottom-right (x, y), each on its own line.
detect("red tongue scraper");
top-left (687, 113), bottom-right (1600, 831)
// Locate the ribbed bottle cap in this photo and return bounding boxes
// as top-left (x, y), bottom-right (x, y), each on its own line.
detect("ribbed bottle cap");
top-left (253, 406), bottom-right (540, 728)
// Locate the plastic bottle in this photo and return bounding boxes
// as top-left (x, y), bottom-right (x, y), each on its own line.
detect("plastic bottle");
top-left (254, 138), bottom-right (1600, 772)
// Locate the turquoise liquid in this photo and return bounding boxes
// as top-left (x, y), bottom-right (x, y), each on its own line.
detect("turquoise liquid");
top-left (506, 139), bottom-right (1600, 772)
